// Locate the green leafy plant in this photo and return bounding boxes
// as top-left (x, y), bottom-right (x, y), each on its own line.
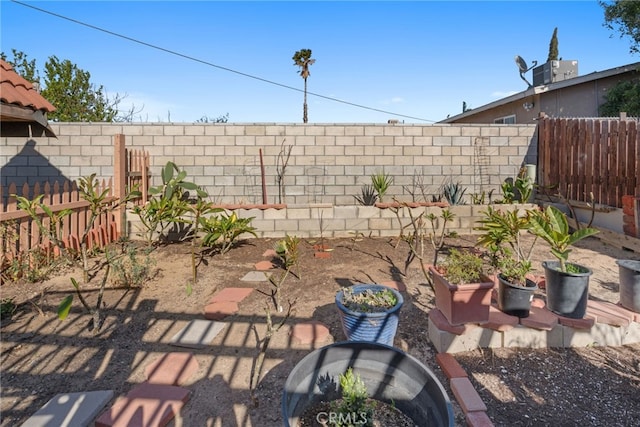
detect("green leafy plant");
top-left (200, 211), bottom-right (257, 255)
top-left (269, 234), bottom-right (301, 312)
top-left (528, 205), bottom-right (599, 272)
top-left (14, 193), bottom-right (73, 258)
top-left (442, 181), bottom-right (467, 205)
top-left (500, 179), bottom-right (516, 204)
top-left (515, 172), bottom-right (534, 203)
top-left (108, 243), bottom-right (155, 288)
top-left (132, 161), bottom-right (205, 246)
top-left (330, 368), bottom-right (375, 427)
top-left (436, 248), bottom-right (485, 285)
top-left (475, 206), bottom-right (537, 272)
top-left (186, 199), bottom-right (221, 294)
top-left (370, 172), bottom-right (393, 202)
top-left (77, 174), bottom-right (140, 282)
top-left (354, 184), bottom-right (378, 206)
top-left (340, 287), bottom-right (398, 313)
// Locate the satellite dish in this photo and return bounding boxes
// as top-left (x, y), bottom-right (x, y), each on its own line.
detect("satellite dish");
top-left (514, 55), bottom-right (538, 88)
top-left (515, 55), bottom-right (528, 73)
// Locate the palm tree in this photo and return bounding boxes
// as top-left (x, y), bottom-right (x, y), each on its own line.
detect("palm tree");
top-left (292, 49), bottom-right (315, 123)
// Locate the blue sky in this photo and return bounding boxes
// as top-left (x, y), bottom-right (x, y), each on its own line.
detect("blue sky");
top-left (1, 1), bottom-right (637, 123)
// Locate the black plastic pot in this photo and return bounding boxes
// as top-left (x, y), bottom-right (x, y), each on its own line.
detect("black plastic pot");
top-left (542, 261), bottom-right (592, 319)
top-left (497, 274), bottom-right (538, 318)
top-left (617, 259), bottom-right (640, 313)
top-left (282, 341), bottom-right (454, 427)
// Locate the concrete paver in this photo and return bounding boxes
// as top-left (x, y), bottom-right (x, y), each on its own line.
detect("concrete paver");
top-left (240, 271), bottom-right (269, 282)
top-left (169, 319), bottom-right (227, 348)
top-left (144, 352), bottom-right (199, 386)
top-left (204, 301), bottom-right (239, 320)
top-left (290, 321), bottom-right (332, 345)
top-left (95, 382), bottom-right (190, 427)
top-left (436, 353), bottom-right (468, 379)
top-left (209, 287), bottom-right (254, 303)
top-left (21, 390), bottom-right (113, 427)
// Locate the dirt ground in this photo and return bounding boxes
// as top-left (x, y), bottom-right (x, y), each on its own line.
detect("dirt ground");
top-left (1, 233), bottom-right (640, 427)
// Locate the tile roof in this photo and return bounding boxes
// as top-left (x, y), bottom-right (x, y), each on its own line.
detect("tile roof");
top-left (1, 59), bottom-right (56, 113)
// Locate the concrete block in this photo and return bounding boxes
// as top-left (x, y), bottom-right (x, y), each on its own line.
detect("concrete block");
top-left (622, 321), bottom-right (640, 345)
top-left (503, 325), bottom-right (563, 349)
top-left (21, 391), bottom-right (113, 427)
top-left (562, 323), bottom-right (624, 347)
top-left (428, 317), bottom-right (502, 354)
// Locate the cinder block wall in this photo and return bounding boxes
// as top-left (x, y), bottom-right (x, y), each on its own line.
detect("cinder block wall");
top-left (125, 203), bottom-right (537, 240)
top-left (2, 122), bottom-right (537, 205)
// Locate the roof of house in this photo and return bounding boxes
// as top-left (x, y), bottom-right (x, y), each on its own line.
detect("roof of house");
top-left (1, 59), bottom-right (56, 127)
top-left (439, 61), bottom-right (640, 123)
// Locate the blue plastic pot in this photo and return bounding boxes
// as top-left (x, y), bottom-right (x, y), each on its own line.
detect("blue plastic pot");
top-left (335, 284), bottom-right (403, 346)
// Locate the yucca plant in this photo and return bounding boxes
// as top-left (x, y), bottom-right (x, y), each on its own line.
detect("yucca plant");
top-left (370, 172), bottom-right (393, 202)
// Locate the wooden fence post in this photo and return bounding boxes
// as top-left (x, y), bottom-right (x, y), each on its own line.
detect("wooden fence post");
top-left (113, 134), bottom-right (126, 237)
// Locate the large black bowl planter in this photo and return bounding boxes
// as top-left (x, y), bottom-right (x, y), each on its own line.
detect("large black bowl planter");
top-left (542, 261), bottom-right (593, 319)
top-left (282, 341), bottom-right (454, 427)
top-left (335, 284), bottom-right (403, 346)
top-left (497, 274), bottom-right (538, 318)
top-left (617, 259), bottom-right (640, 313)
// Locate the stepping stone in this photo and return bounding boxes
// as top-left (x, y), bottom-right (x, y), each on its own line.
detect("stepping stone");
top-left (436, 353), bottom-right (468, 379)
top-left (240, 271), bottom-right (269, 282)
top-left (95, 382), bottom-right (189, 427)
top-left (169, 319), bottom-right (226, 348)
top-left (380, 280), bottom-right (407, 292)
top-left (144, 353), bottom-right (199, 386)
top-left (587, 300), bottom-right (632, 327)
top-left (262, 249), bottom-right (277, 257)
top-left (254, 260), bottom-right (276, 271)
top-left (519, 306), bottom-right (558, 331)
top-left (483, 305), bottom-right (519, 332)
top-left (450, 377), bottom-right (487, 413)
top-left (204, 301), bottom-right (239, 320)
top-left (210, 287), bottom-right (254, 303)
top-left (21, 390), bottom-right (113, 427)
top-left (290, 321), bottom-right (331, 345)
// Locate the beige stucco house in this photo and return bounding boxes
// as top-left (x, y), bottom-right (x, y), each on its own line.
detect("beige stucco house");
top-left (440, 61), bottom-right (640, 124)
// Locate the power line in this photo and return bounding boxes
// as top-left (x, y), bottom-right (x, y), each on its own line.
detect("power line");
top-left (11, 0), bottom-right (437, 123)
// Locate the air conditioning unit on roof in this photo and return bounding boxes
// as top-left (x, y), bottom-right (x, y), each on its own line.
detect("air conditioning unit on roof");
top-left (532, 60), bottom-right (579, 86)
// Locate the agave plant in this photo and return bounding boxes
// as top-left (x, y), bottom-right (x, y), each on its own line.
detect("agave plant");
top-left (442, 181), bottom-right (467, 205)
top-left (354, 184), bottom-right (378, 206)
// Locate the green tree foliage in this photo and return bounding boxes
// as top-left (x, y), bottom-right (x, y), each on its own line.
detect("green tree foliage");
top-left (601, 0), bottom-right (640, 54)
top-left (547, 27), bottom-right (559, 62)
top-left (599, 78), bottom-right (640, 116)
top-left (42, 55), bottom-right (118, 122)
top-left (292, 49), bottom-right (315, 123)
top-left (1, 50), bottom-right (135, 122)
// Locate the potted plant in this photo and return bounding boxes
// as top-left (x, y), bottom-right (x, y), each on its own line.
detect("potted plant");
top-left (428, 248), bottom-right (494, 326)
top-left (528, 205), bottom-right (599, 318)
top-left (335, 284), bottom-right (403, 346)
top-left (282, 341), bottom-right (455, 427)
top-left (475, 206), bottom-right (538, 318)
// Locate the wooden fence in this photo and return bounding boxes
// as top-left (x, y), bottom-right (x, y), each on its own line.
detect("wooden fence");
top-left (0, 134), bottom-right (149, 273)
top-left (538, 116), bottom-right (640, 208)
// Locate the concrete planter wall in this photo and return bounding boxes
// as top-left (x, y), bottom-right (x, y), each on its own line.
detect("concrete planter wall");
top-left (125, 203), bottom-right (538, 240)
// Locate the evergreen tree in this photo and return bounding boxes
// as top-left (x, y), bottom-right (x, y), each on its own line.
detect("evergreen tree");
top-left (599, 79), bottom-right (640, 117)
top-left (547, 27), bottom-right (559, 62)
